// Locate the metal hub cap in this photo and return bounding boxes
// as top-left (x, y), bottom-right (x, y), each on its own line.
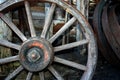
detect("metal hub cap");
top-left (19, 38), bottom-right (54, 72)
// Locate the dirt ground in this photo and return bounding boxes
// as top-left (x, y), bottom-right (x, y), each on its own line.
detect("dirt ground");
top-left (93, 53), bottom-right (120, 80)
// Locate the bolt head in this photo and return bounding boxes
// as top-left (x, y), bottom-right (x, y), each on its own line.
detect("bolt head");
top-left (27, 49), bottom-right (41, 62)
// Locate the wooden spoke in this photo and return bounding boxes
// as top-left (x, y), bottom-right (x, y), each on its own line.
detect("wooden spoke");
top-left (0, 39), bottom-right (21, 50)
top-left (48, 66), bottom-right (64, 80)
top-left (0, 13), bottom-right (27, 41)
top-left (39, 72), bottom-right (45, 80)
top-left (54, 39), bottom-right (89, 52)
top-left (41, 3), bottom-right (56, 38)
top-left (54, 57), bottom-right (87, 71)
top-left (26, 72), bottom-right (33, 80)
top-left (49, 17), bottom-right (76, 43)
top-left (5, 66), bottom-right (23, 80)
top-left (25, 1), bottom-right (36, 37)
top-left (0, 55), bottom-right (19, 64)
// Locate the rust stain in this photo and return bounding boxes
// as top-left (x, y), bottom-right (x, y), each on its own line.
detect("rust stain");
top-left (30, 41), bottom-right (44, 48)
top-left (44, 51), bottom-right (49, 61)
top-left (53, 23), bottom-right (64, 34)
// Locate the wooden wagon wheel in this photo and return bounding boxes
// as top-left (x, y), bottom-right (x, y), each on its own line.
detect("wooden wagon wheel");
top-left (0, 0), bottom-right (97, 80)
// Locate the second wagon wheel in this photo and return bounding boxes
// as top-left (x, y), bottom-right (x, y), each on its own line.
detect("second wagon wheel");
top-left (0, 0), bottom-right (97, 80)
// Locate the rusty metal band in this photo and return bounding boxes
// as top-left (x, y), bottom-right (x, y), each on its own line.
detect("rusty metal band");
top-left (107, 5), bottom-right (120, 59)
top-left (93, 0), bottom-right (120, 65)
top-left (93, 0), bottom-right (107, 55)
top-left (109, 5), bottom-right (120, 46)
top-left (102, 4), bottom-right (120, 64)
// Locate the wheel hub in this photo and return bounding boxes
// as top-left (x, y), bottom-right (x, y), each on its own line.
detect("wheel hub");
top-left (19, 38), bottom-right (54, 72)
